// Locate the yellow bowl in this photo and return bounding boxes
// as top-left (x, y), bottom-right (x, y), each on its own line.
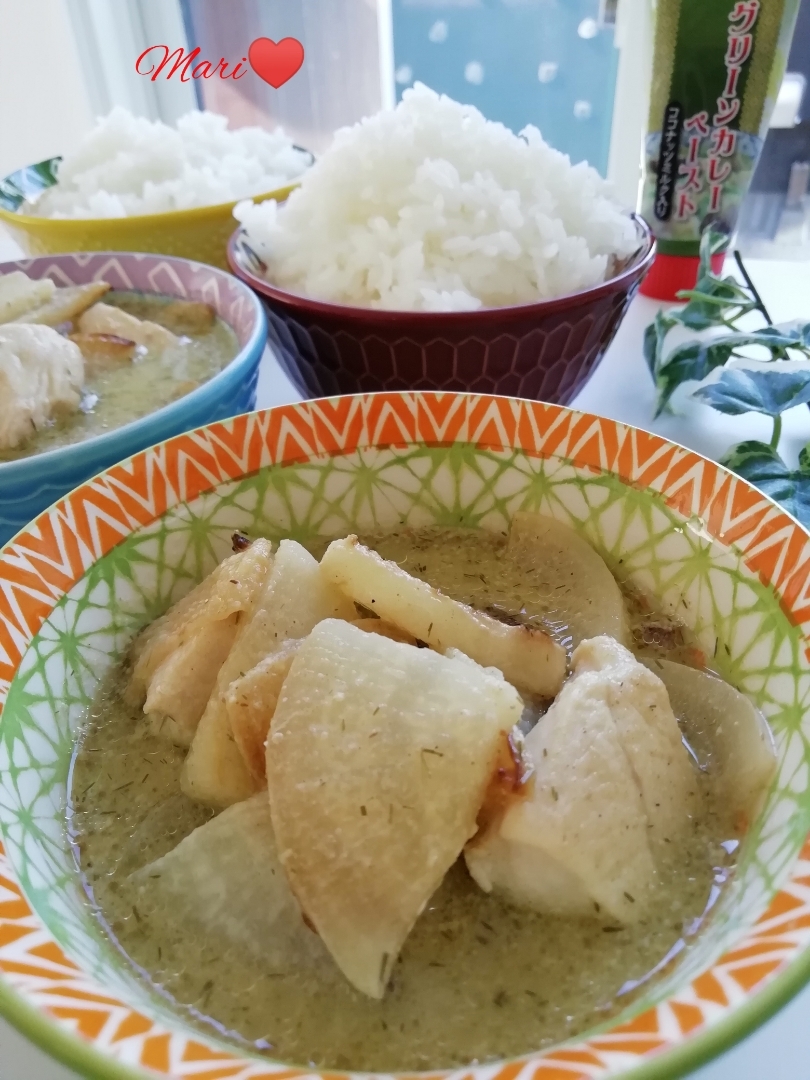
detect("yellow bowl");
top-left (0, 156), bottom-right (307, 270)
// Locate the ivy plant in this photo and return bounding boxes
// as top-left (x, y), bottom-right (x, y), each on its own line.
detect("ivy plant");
top-left (644, 230), bottom-right (810, 527)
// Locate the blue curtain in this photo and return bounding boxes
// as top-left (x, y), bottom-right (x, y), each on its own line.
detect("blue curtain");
top-left (179, 0), bottom-right (620, 174)
top-left (391, 0), bottom-right (619, 176)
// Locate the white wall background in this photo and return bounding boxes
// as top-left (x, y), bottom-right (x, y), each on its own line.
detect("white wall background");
top-left (0, 0), bottom-right (94, 176)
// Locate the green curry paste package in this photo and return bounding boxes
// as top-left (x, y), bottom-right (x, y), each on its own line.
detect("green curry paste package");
top-left (640, 0), bottom-right (801, 299)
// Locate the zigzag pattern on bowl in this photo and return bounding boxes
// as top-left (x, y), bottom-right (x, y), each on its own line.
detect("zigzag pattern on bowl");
top-left (0, 251), bottom-right (265, 547)
top-left (4, 252), bottom-right (260, 346)
top-left (2, 392), bottom-right (810, 1080)
top-left (0, 371), bottom-right (259, 543)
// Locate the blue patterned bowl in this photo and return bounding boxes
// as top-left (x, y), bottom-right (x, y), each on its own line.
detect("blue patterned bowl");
top-left (0, 252), bottom-right (267, 546)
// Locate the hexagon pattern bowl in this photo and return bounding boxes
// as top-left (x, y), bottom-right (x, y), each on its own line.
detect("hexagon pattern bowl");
top-left (3, 392), bottom-right (810, 1080)
top-left (0, 252), bottom-right (267, 547)
top-left (228, 217), bottom-right (654, 403)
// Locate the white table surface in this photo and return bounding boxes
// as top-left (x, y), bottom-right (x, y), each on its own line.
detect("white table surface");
top-left (2, 229), bottom-right (810, 1079)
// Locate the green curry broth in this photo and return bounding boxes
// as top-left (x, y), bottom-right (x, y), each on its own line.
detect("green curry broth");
top-left (69, 526), bottom-right (738, 1071)
top-left (0, 291), bottom-right (238, 463)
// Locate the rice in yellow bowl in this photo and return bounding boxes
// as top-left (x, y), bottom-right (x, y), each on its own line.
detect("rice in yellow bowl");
top-left (0, 109), bottom-right (312, 270)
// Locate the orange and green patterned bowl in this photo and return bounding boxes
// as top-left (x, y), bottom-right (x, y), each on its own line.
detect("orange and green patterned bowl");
top-left (1, 391), bottom-right (810, 1080)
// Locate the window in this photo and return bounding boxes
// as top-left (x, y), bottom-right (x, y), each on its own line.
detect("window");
top-left (180, 0), bottom-right (625, 174)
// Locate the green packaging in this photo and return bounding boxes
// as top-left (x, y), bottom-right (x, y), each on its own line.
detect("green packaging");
top-left (641, 0), bottom-right (801, 263)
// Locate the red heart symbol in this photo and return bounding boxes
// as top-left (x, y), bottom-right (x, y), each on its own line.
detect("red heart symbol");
top-left (248, 37), bottom-right (305, 89)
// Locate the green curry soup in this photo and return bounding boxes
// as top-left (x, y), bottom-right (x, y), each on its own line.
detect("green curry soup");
top-left (0, 291), bottom-right (238, 463)
top-left (69, 526), bottom-right (739, 1072)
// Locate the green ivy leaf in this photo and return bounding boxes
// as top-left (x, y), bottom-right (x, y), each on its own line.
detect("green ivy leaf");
top-left (673, 231), bottom-right (749, 329)
top-left (643, 234), bottom-right (810, 425)
top-left (755, 326), bottom-right (805, 347)
top-left (654, 339), bottom-right (740, 415)
top-left (693, 368), bottom-right (810, 417)
top-left (643, 311), bottom-right (677, 378)
top-left (699, 227), bottom-right (729, 273)
top-left (678, 293), bottom-right (756, 330)
top-left (0, 157), bottom-right (61, 212)
top-left (722, 440), bottom-right (810, 527)
top-left (677, 277), bottom-right (754, 331)
top-left (781, 322), bottom-right (810, 349)
top-left (655, 325), bottom-right (810, 415)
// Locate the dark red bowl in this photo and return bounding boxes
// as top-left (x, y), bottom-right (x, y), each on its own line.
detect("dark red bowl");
top-left (228, 215), bottom-right (654, 403)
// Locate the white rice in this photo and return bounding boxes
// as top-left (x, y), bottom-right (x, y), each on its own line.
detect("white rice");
top-left (32, 108), bottom-right (311, 219)
top-left (234, 84), bottom-right (639, 313)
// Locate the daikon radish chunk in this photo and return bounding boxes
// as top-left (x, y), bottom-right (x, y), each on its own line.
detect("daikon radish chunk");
top-left (69, 332), bottom-right (137, 373)
top-left (506, 511), bottom-right (629, 647)
top-left (17, 282), bottom-right (111, 327)
top-left (131, 794), bottom-right (329, 973)
top-left (645, 658), bottom-right (777, 833)
top-left (126, 538), bottom-right (274, 707)
top-left (0, 271), bottom-right (56, 323)
top-left (351, 617), bottom-right (418, 644)
top-left (225, 638), bottom-right (302, 784)
top-left (78, 301), bottom-right (177, 352)
top-left (267, 619), bottom-right (523, 998)
top-left (182, 540), bottom-right (356, 808)
top-left (320, 536), bottom-right (566, 697)
top-left (145, 613), bottom-right (241, 747)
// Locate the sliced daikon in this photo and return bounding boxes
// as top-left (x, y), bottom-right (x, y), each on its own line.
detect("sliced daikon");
top-left (78, 301), bottom-right (177, 352)
top-left (145, 613), bottom-right (241, 747)
top-left (226, 638), bottom-right (302, 785)
top-left (320, 536), bottom-right (566, 697)
top-left (127, 538), bottom-right (274, 708)
top-left (131, 794), bottom-right (329, 973)
top-left (0, 271), bottom-right (55, 323)
top-left (267, 619), bottom-right (523, 998)
top-left (18, 282), bottom-right (111, 327)
top-left (505, 511), bottom-right (629, 647)
top-left (182, 540), bottom-right (356, 808)
top-left (645, 658), bottom-right (777, 833)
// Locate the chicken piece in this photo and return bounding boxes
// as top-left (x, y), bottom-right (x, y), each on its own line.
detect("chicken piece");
top-left (320, 536), bottom-right (567, 698)
top-left (78, 301), bottom-right (178, 353)
top-left (182, 540), bottom-right (356, 809)
top-left (267, 619), bottom-right (523, 999)
top-left (131, 794), bottom-right (330, 973)
top-left (465, 636), bottom-right (697, 925)
top-left (158, 299), bottom-right (216, 335)
top-left (145, 613), bottom-right (241, 747)
top-left (68, 332), bottom-right (137, 374)
top-left (17, 282), bottom-right (111, 327)
top-left (225, 638), bottom-right (302, 784)
top-left (574, 637), bottom-right (698, 847)
top-left (127, 539), bottom-right (273, 709)
top-left (645, 658), bottom-right (777, 833)
top-left (506, 511), bottom-right (630, 647)
top-left (0, 324), bottom-right (84, 450)
top-left (0, 271), bottom-right (55, 323)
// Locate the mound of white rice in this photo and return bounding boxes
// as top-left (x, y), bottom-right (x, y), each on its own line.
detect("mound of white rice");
top-left (234, 84), bottom-right (638, 313)
top-left (33, 108), bottom-right (311, 219)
